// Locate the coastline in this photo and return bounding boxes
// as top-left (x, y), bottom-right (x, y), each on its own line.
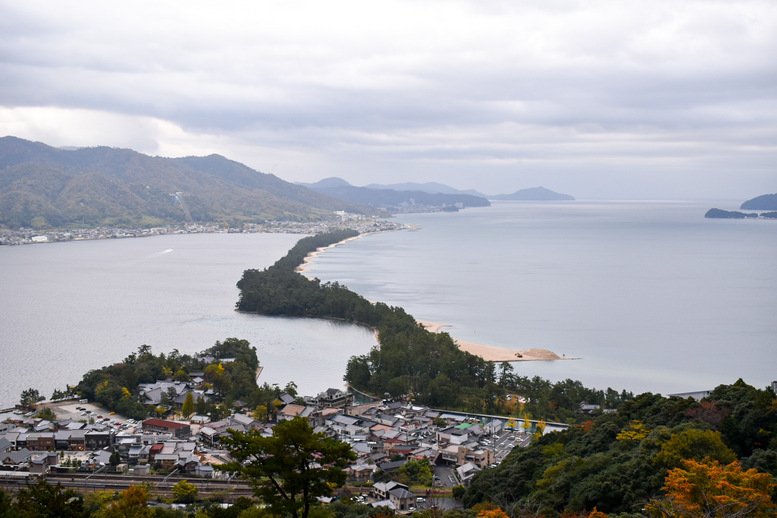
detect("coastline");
top-left (295, 234), bottom-right (365, 275)
top-left (418, 320), bottom-right (574, 362)
top-left (294, 232), bottom-right (574, 364)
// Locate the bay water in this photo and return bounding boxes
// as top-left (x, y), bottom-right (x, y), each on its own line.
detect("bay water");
top-left (0, 233), bottom-right (377, 408)
top-left (305, 201), bottom-right (777, 396)
top-left (1, 200), bottom-right (775, 408)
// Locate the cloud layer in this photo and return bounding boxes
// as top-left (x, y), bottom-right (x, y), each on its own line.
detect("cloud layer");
top-left (1, 0), bottom-right (775, 199)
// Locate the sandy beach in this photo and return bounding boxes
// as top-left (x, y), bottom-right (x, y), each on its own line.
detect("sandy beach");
top-left (296, 235), bottom-right (363, 275)
top-left (419, 320), bottom-right (573, 362)
top-left (296, 237), bottom-right (572, 363)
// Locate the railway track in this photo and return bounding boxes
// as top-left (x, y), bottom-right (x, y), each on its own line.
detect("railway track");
top-left (1, 471), bottom-right (255, 501)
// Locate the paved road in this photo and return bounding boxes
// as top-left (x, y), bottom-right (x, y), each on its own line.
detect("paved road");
top-left (433, 466), bottom-right (458, 487)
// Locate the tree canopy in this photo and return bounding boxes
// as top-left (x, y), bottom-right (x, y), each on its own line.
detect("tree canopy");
top-left (646, 459), bottom-right (776, 517)
top-left (217, 417), bottom-right (356, 518)
top-left (464, 381), bottom-right (777, 516)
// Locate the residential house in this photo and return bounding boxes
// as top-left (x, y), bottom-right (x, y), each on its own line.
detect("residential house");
top-left (388, 485), bottom-right (415, 512)
top-left (372, 481), bottom-right (415, 512)
top-left (315, 388), bottom-right (352, 409)
top-left (85, 430), bottom-right (114, 450)
top-left (26, 432), bottom-right (55, 451)
top-left (142, 419), bottom-right (191, 439)
top-left (277, 404), bottom-right (306, 421)
top-left (372, 481), bottom-right (408, 501)
top-left (456, 462), bottom-right (481, 487)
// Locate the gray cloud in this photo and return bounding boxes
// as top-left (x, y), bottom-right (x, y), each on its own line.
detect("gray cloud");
top-left (1, 0), bottom-right (775, 199)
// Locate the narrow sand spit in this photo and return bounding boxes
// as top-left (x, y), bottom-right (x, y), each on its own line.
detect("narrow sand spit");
top-left (296, 235), bottom-right (363, 275)
top-left (418, 320), bottom-right (574, 362)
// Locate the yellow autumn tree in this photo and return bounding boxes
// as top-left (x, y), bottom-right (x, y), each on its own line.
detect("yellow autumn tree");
top-left (95, 485), bottom-right (152, 518)
top-left (616, 420), bottom-right (651, 442)
top-left (181, 392), bottom-right (195, 418)
top-left (645, 459), bottom-right (775, 517)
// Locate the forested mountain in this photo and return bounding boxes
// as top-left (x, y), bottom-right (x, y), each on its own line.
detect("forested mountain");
top-left (363, 180), bottom-right (486, 198)
top-left (300, 177), bottom-right (490, 212)
top-left (741, 193), bottom-right (777, 210)
top-left (0, 136), bottom-right (370, 229)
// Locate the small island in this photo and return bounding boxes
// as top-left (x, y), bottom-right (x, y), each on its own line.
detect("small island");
top-left (704, 208), bottom-right (758, 219)
top-left (741, 193), bottom-right (777, 210)
top-left (705, 194), bottom-right (777, 219)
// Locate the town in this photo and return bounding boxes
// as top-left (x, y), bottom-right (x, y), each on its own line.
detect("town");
top-left (0, 385), bottom-right (567, 511)
top-left (0, 214), bottom-right (406, 246)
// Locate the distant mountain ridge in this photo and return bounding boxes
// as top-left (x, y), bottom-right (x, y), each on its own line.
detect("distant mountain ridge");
top-left (490, 186), bottom-right (575, 201)
top-left (740, 193), bottom-right (777, 210)
top-left (0, 136), bottom-right (369, 229)
top-left (299, 177), bottom-right (490, 211)
top-left (364, 181), bottom-right (487, 198)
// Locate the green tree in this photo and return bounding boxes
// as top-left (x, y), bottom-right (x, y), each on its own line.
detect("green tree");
top-left (12, 480), bottom-right (88, 518)
top-left (654, 428), bottom-right (737, 469)
top-left (173, 368), bottom-right (190, 382)
top-left (396, 458), bottom-right (434, 486)
top-left (181, 392), bottom-right (195, 418)
top-left (109, 450), bottom-right (121, 467)
top-left (0, 488), bottom-right (14, 518)
top-left (20, 388), bottom-right (44, 408)
top-left (217, 417), bottom-right (356, 518)
top-left (36, 407), bottom-right (57, 421)
top-left (171, 480), bottom-right (199, 504)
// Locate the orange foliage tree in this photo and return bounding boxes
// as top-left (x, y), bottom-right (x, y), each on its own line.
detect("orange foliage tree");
top-left (645, 459), bottom-right (775, 517)
top-left (477, 508), bottom-right (510, 518)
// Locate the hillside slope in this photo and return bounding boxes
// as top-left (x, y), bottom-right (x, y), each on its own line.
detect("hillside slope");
top-left (0, 137), bottom-right (369, 228)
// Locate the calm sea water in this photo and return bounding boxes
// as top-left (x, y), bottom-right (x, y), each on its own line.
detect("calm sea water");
top-left (0, 233), bottom-right (377, 408)
top-left (305, 201), bottom-right (777, 395)
top-left (2, 201), bottom-right (775, 408)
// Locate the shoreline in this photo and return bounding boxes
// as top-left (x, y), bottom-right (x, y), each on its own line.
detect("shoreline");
top-left (294, 230), bottom-right (573, 364)
top-left (295, 234), bottom-right (365, 275)
top-left (418, 320), bottom-right (575, 362)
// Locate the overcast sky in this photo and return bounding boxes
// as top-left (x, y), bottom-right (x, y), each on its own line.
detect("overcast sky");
top-left (1, 1), bottom-right (775, 200)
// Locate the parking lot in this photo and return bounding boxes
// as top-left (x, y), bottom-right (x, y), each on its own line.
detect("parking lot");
top-left (44, 400), bottom-right (140, 433)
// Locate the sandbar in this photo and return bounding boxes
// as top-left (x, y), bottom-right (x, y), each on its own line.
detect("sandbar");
top-left (294, 238), bottom-right (573, 363)
top-left (296, 235), bottom-right (363, 275)
top-left (418, 320), bottom-right (573, 362)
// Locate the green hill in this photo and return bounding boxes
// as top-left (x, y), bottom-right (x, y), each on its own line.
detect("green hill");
top-left (0, 136), bottom-right (371, 229)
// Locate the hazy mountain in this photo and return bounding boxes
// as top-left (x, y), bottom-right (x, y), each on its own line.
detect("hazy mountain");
top-left (300, 177), bottom-right (490, 211)
top-left (490, 186), bottom-right (575, 201)
top-left (740, 193), bottom-right (777, 210)
top-left (0, 136), bottom-right (370, 229)
top-left (364, 181), bottom-right (486, 198)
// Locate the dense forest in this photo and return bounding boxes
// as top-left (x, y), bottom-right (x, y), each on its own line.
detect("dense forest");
top-left (464, 379), bottom-right (777, 516)
top-left (237, 231), bottom-right (632, 419)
